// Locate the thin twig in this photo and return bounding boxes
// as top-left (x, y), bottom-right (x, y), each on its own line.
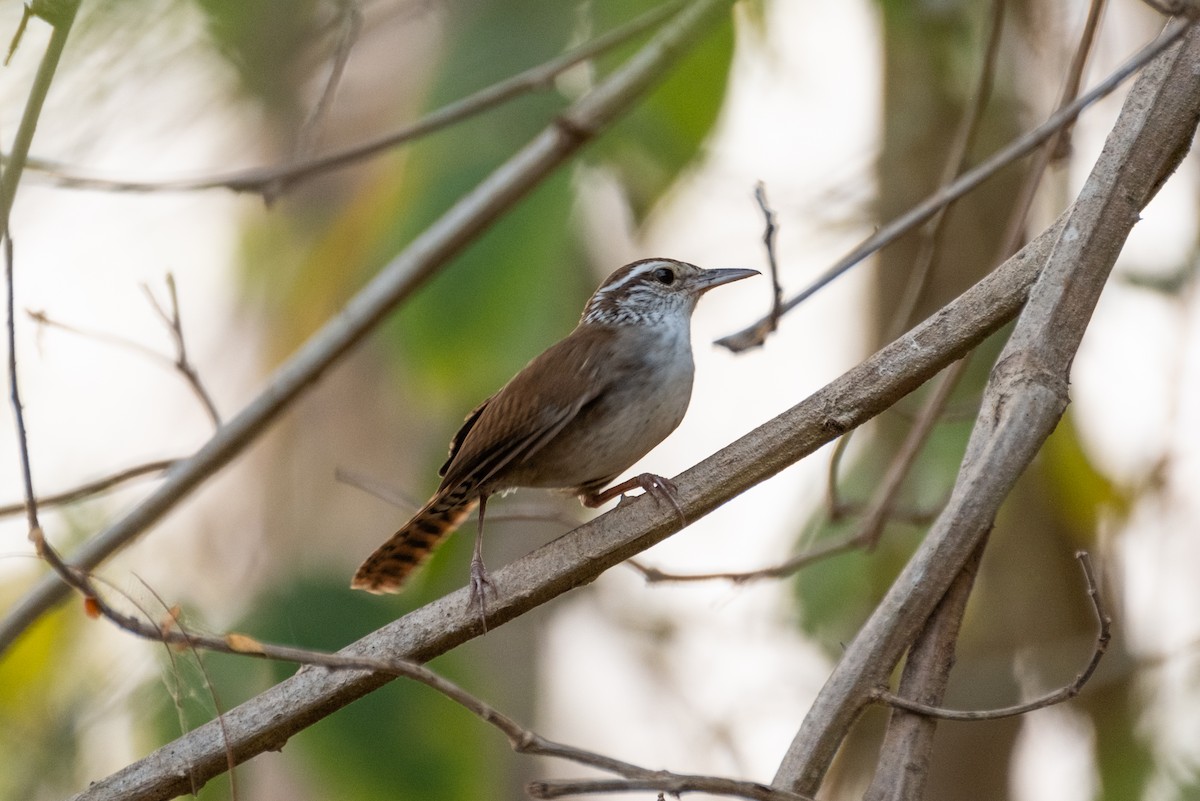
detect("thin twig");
top-left (289, 0), bottom-right (364, 176)
top-left (1001, 0), bottom-right (1108, 252)
top-left (823, 433), bottom-right (853, 520)
top-left (529, 775), bottom-right (811, 801)
top-left (141, 275), bottom-right (222, 427)
top-left (28, 308), bottom-right (167, 363)
top-left (5, 236), bottom-right (39, 534)
top-left (0, 457), bottom-right (178, 518)
top-left (872, 552), bottom-right (1112, 721)
top-left (11, 0), bottom-right (687, 198)
top-left (30, 279), bottom-right (222, 430)
top-left (883, 0), bottom-right (1008, 344)
top-left (753, 182), bottom-right (784, 333)
top-left (717, 19), bottom-right (1194, 353)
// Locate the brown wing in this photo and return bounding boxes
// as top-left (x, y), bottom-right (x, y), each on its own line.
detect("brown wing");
top-left (437, 326), bottom-right (612, 493)
top-left (439, 397), bottom-right (490, 478)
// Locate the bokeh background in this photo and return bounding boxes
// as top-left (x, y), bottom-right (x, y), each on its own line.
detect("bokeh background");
top-left (1, 1), bottom-right (1199, 799)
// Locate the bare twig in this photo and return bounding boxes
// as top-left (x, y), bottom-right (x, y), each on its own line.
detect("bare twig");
top-left (872, 552), bottom-right (1111, 721)
top-left (883, 0), bottom-right (1007, 344)
top-left (753, 182), bottom-right (785, 333)
top-left (29, 308), bottom-right (165, 362)
top-left (1002, 0), bottom-right (1109, 250)
top-left (12, 0), bottom-right (687, 197)
top-left (0, 0), bottom-right (736, 658)
top-left (289, 0), bottom-right (364, 174)
top-left (528, 775), bottom-right (810, 801)
top-left (772, 23), bottom-right (1200, 795)
top-left (141, 275), bottom-right (222, 427)
top-left (717, 20), bottom-right (1194, 353)
top-left (5, 237), bottom-right (39, 534)
top-left (30, 278), bottom-right (222, 430)
top-left (0, 457), bottom-right (177, 518)
top-left (824, 432), bottom-right (854, 521)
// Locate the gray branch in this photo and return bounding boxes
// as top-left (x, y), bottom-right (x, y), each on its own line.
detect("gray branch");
top-left (772, 20), bottom-right (1200, 797)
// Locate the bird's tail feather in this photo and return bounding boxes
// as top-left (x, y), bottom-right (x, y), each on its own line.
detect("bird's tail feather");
top-left (351, 488), bottom-right (477, 594)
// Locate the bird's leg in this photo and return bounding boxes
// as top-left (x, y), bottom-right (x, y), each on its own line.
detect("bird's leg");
top-left (468, 495), bottom-right (496, 630)
top-left (581, 473), bottom-right (686, 525)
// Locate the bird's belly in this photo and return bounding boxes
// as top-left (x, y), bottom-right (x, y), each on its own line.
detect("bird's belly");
top-left (510, 360), bottom-right (693, 492)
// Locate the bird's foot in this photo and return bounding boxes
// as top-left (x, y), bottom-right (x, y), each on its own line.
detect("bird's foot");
top-left (467, 552), bottom-right (496, 632)
top-left (583, 473), bottom-right (686, 526)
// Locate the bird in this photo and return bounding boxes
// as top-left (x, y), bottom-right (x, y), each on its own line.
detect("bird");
top-left (351, 257), bottom-right (757, 610)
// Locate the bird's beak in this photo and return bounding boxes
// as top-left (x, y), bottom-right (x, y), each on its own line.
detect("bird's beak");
top-left (691, 267), bottom-right (760, 294)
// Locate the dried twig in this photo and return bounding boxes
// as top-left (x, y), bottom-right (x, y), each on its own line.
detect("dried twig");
top-left (529, 775), bottom-right (810, 801)
top-left (5, 237), bottom-right (39, 534)
top-left (289, 0), bottom-right (364, 174)
top-left (141, 274), bottom-right (221, 427)
top-left (0, 458), bottom-right (177, 518)
top-left (872, 552), bottom-right (1111, 721)
top-left (28, 275), bottom-right (222, 429)
top-left (753, 182), bottom-right (785, 333)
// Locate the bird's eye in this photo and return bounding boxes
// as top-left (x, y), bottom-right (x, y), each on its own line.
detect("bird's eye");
top-left (653, 266), bottom-right (676, 285)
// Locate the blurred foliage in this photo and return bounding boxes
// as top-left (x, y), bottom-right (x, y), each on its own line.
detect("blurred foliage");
top-left (0, 603), bottom-right (82, 800)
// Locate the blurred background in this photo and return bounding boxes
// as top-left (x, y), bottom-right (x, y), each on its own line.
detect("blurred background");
top-left (1, 0), bottom-right (1198, 799)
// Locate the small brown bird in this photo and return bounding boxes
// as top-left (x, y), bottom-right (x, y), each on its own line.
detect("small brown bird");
top-left (352, 258), bottom-right (757, 605)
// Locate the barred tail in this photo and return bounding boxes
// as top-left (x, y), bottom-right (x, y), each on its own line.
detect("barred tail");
top-left (351, 488), bottom-right (478, 594)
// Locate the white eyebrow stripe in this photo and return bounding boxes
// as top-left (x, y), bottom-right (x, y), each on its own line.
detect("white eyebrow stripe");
top-left (591, 259), bottom-right (675, 300)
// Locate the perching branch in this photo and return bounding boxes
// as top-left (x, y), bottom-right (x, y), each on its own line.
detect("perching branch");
top-left (0, 0), bottom-right (736, 659)
top-left (772, 21), bottom-right (1200, 796)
